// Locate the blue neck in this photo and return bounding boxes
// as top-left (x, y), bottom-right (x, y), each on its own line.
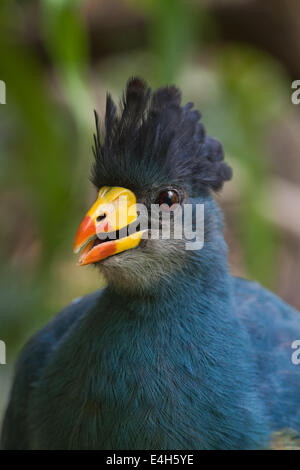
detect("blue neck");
top-left (37, 214), bottom-right (269, 449)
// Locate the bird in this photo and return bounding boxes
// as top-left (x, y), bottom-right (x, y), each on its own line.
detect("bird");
top-left (1, 77), bottom-right (300, 450)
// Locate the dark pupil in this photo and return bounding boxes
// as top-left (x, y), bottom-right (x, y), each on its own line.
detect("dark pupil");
top-left (159, 191), bottom-right (177, 207)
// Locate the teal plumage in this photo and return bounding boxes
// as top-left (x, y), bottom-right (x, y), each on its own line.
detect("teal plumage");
top-left (1, 79), bottom-right (300, 449)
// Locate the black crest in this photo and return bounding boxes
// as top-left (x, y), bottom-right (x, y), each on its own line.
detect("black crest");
top-left (91, 77), bottom-right (232, 196)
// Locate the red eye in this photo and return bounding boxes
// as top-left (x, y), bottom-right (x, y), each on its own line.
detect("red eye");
top-left (157, 190), bottom-right (180, 208)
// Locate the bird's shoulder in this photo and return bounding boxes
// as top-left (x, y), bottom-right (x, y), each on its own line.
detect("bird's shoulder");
top-left (232, 276), bottom-right (300, 431)
top-left (233, 276), bottom-right (300, 329)
top-left (19, 289), bottom-right (103, 372)
top-left (0, 289), bottom-right (103, 449)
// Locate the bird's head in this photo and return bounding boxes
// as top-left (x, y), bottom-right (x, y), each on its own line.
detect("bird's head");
top-left (74, 78), bottom-right (232, 295)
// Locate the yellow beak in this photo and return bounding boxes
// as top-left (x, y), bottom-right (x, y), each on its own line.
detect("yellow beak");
top-left (73, 186), bottom-right (145, 266)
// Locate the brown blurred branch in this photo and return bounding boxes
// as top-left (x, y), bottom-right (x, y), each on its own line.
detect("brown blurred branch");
top-left (205, 0), bottom-right (300, 78)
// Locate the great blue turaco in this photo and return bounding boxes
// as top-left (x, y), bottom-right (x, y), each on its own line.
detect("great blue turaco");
top-left (1, 77), bottom-right (300, 450)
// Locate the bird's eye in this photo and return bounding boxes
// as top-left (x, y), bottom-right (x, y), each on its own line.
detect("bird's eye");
top-left (157, 190), bottom-right (180, 208)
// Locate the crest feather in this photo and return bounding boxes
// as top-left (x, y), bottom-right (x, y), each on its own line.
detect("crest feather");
top-left (91, 77), bottom-right (232, 195)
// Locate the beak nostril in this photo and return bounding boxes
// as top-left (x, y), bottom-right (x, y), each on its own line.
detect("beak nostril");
top-left (96, 213), bottom-right (106, 223)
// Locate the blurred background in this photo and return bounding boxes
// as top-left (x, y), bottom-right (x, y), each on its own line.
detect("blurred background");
top-left (1, 0), bottom-right (300, 424)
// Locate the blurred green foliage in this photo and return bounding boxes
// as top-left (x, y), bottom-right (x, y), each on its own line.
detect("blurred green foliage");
top-left (201, 47), bottom-right (288, 284)
top-left (0, 0), bottom-right (291, 419)
top-left (135, 0), bottom-right (195, 85)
